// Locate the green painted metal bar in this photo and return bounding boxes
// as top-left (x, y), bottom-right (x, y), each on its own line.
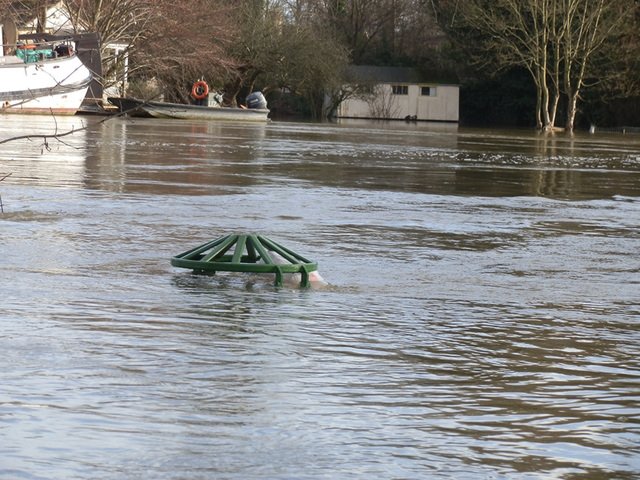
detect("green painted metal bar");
top-left (231, 235), bottom-right (247, 264)
top-left (171, 234), bottom-right (319, 288)
top-left (201, 235), bottom-right (237, 262)
top-left (300, 268), bottom-right (310, 288)
top-left (258, 236), bottom-right (313, 264)
top-left (274, 267), bottom-right (284, 288)
top-left (246, 239), bottom-right (258, 262)
top-left (174, 236), bottom-right (228, 260)
top-left (248, 236), bottom-right (274, 264)
top-left (256, 236), bottom-right (297, 264)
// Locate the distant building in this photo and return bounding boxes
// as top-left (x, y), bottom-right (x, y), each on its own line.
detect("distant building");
top-left (336, 66), bottom-right (459, 123)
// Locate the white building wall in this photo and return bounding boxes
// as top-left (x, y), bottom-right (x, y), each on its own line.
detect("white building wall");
top-left (338, 83), bottom-right (459, 122)
top-left (415, 85), bottom-right (459, 122)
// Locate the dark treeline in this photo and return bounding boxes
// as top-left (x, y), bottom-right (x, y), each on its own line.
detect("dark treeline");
top-left (2, 0), bottom-right (639, 129)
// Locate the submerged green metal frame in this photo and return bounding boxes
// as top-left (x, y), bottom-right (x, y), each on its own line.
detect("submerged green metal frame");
top-left (171, 234), bottom-right (318, 288)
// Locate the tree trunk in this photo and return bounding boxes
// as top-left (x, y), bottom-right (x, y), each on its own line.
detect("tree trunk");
top-left (539, 69), bottom-right (553, 130)
top-left (549, 87), bottom-right (560, 127)
top-left (565, 91), bottom-right (579, 132)
top-left (535, 87), bottom-right (543, 130)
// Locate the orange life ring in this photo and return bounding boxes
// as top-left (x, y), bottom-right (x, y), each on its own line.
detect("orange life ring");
top-left (191, 81), bottom-right (209, 100)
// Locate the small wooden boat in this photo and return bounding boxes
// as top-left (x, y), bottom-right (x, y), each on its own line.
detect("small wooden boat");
top-left (108, 92), bottom-right (270, 122)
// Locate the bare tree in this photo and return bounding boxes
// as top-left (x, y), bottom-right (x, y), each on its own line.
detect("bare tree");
top-left (561, 0), bottom-right (619, 131)
top-left (129, 0), bottom-right (239, 102)
top-left (364, 85), bottom-right (399, 118)
top-left (256, 20), bottom-right (348, 117)
top-left (447, 0), bottom-right (637, 131)
top-left (0, 0), bottom-right (56, 32)
top-left (220, 0), bottom-right (349, 116)
top-left (219, 0), bottom-right (287, 106)
top-left (304, 0), bottom-right (414, 64)
top-left (63, 0), bottom-right (152, 50)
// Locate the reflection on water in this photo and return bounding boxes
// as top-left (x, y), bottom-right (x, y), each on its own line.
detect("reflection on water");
top-left (1, 115), bottom-right (639, 479)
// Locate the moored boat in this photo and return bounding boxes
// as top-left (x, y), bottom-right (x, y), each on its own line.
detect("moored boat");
top-left (0, 34), bottom-right (92, 115)
top-left (108, 89), bottom-right (270, 122)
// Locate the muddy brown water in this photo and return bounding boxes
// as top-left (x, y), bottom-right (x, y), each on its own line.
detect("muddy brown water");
top-left (1, 115), bottom-right (639, 479)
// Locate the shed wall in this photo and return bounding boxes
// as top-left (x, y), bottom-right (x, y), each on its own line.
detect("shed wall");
top-left (338, 84), bottom-right (459, 122)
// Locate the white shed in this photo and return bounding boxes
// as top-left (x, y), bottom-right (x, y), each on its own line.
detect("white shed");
top-left (337, 66), bottom-right (459, 123)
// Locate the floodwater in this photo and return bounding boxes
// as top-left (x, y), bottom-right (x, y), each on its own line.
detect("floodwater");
top-left (1, 114), bottom-right (639, 479)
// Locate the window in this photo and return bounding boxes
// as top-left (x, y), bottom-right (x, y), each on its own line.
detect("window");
top-left (392, 85), bottom-right (408, 95)
top-left (421, 86), bottom-right (437, 96)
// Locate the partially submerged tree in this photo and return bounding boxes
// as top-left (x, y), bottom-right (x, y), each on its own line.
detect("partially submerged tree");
top-left (221, 0), bottom-right (350, 116)
top-left (221, 0), bottom-right (284, 106)
top-left (261, 22), bottom-right (349, 118)
top-left (437, 0), bottom-right (639, 131)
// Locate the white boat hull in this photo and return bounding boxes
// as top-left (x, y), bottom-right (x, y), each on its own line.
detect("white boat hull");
top-left (0, 54), bottom-right (92, 115)
top-left (146, 104), bottom-right (270, 122)
top-left (109, 97), bottom-right (270, 122)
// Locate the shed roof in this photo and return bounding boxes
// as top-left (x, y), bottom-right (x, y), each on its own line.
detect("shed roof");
top-left (345, 65), bottom-right (459, 86)
top-left (346, 66), bottom-right (425, 84)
